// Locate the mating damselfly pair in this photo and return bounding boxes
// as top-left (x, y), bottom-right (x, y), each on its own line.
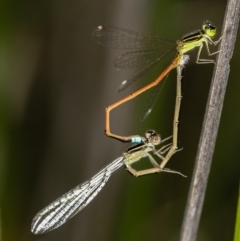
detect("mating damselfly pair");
top-left (31, 21), bottom-right (221, 234)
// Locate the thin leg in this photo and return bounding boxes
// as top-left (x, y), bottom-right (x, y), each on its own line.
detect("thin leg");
top-left (148, 153), bottom-right (164, 167)
top-left (162, 168), bottom-right (187, 177)
top-left (196, 37), bottom-right (222, 64)
top-left (126, 153), bottom-right (162, 177)
top-left (161, 135), bottom-right (173, 143)
top-left (126, 153), bottom-right (186, 177)
top-left (211, 36), bottom-right (222, 46)
top-left (105, 55), bottom-right (181, 142)
top-left (126, 165), bottom-right (161, 177)
top-left (157, 143), bottom-right (172, 155)
top-left (195, 43), bottom-right (215, 64)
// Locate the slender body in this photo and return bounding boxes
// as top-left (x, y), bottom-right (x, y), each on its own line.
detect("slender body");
top-left (93, 21), bottom-right (221, 140)
top-left (31, 130), bottom-right (181, 234)
top-left (31, 20), bottom-right (222, 234)
top-left (105, 55), bottom-right (181, 142)
top-left (31, 131), bottom-right (182, 234)
top-left (31, 55), bottom-right (189, 235)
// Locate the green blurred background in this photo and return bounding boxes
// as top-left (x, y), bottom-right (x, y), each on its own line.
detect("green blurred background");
top-left (0, 0), bottom-right (239, 240)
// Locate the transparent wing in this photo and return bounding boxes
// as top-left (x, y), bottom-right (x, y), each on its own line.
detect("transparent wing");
top-left (93, 25), bottom-right (176, 119)
top-left (113, 49), bottom-right (173, 69)
top-left (117, 48), bottom-right (173, 92)
top-left (141, 75), bottom-right (169, 121)
top-left (31, 157), bottom-right (124, 234)
top-left (93, 25), bottom-right (175, 92)
top-left (92, 25), bottom-right (175, 49)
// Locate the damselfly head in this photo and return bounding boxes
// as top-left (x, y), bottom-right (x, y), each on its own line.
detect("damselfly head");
top-left (202, 20), bottom-right (216, 37)
top-left (145, 130), bottom-right (161, 145)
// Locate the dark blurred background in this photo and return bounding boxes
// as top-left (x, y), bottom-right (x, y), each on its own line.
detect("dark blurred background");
top-left (0, 0), bottom-right (239, 240)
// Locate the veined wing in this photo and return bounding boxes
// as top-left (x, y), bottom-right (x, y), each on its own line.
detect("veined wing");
top-left (141, 75), bottom-right (169, 121)
top-left (114, 48), bottom-right (174, 69)
top-left (93, 25), bottom-right (176, 92)
top-left (92, 25), bottom-right (175, 49)
top-left (31, 157), bottom-right (124, 234)
top-left (117, 48), bottom-right (173, 92)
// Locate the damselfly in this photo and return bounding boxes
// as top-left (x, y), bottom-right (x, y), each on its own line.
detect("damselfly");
top-left (93, 21), bottom-right (221, 126)
top-left (31, 55), bottom-right (189, 235)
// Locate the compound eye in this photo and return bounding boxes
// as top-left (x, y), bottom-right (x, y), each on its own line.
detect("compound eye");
top-left (202, 21), bottom-right (216, 37)
top-left (151, 134), bottom-right (161, 145)
top-left (145, 130), bottom-right (156, 139)
top-left (145, 130), bottom-right (161, 145)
